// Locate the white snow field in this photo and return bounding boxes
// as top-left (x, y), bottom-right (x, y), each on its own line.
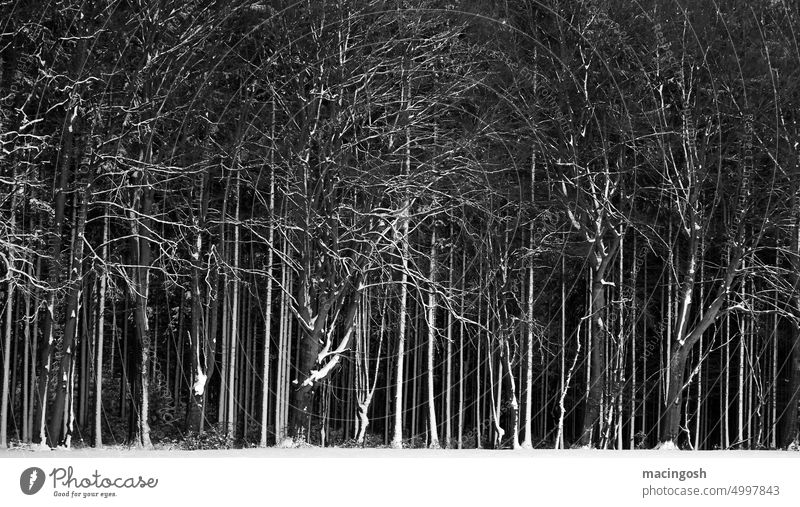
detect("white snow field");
top-left (1, 447), bottom-right (798, 458)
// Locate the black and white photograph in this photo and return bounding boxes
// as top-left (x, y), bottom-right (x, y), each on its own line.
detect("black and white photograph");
top-left (1, 1), bottom-right (800, 505)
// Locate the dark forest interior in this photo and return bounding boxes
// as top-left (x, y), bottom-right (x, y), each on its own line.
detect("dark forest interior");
top-left (1, 0), bottom-right (800, 451)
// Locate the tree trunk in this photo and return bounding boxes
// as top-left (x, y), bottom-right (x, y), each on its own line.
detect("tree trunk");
top-left (661, 253), bottom-right (741, 445)
top-left (128, 184), bottom-right (154, 449)
top-left (503, 339), bottom-right (520, 449)
top-left (0, 267), bottom-right (13, 449)
top-left (578, 258), bottom-right (610, 446)
top-left (259, 97), bottom-right (277, 447)
top-left (94, 212), bottom-right (109, 447)
top-left (426, 226), bottom-right (440, 449)
top-left (444, 229), bottom-right (453, 448)
top-left (47, 187), bottom-right (89, 446)
top-left (457, 248), bottom-right (465, 449)
top-left (186, 170), bottom-right (210, 433)
top-left (227, 173), bottom-right (241, 437)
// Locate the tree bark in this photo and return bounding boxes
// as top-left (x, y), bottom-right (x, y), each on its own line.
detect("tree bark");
top-left (426, 226), bottom-right (440, 449)
top-left (47, 184), bottom-right (89, 446)
top-left (94, 212), bottom-right (109, 447)
top-left (577, 237), bottom-right (618, 447)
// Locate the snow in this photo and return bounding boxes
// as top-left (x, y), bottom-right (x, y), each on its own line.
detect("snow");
top-left (193, 372), bottom-right (207, 396)
top-left (657, 440), bottom-right (679, 451)
top-left (276, 437), bottom-right (297, 448)
top-left (2, 447), bottom-right (795, 458)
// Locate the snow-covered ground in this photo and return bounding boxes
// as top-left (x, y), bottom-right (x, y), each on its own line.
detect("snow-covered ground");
top-left (1, 447), bottom-right (797, 458)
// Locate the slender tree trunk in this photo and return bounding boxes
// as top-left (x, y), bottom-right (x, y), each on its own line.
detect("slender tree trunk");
top-left (391, 62), bottom-right (411, 449)
top-left (22, 256), bottom-right (32, 444)
top-left (476, 264), bottom-right (483, 449)
top-left (738, 261), bottom-right (745, 447)
top-left (694, 239), bottom-right (705, 450)
top-left (426, 227), bottom-right (440, 449)
top-left (411, 306), bottom-right (419, 444)
top-left (0, 265), bottom-right (13, 449)
top-left (216, 168), bottom-right (232, 429)
top-left (275, 234), bottom-right (290, 442)
top-left (556, 256), bottom-right (567, 449)
top-left (259, 96), bottom-right (277, 447)
top-left (502, 338), bottom-right (520, 449)
top-left (94, 212), bottom-right (109, 447)
top-left (630, 236), bottom-right (638, 449)
top-left (227, 173), bottom-right (241, 437)
top-left (187, 171), bottom-right (209, 432)
top-left (356, 293), bottom-right (384, 445)
top-left (78, 284), bottom-right (90, 429)
top-left (445, 229), bottom-right (453, 448)
top-left (724, 287), bottom-right (731, 448)
top-left (457, 249), bottom-right (465, 449)
top-left (522, 153), bottom-right (536, 449)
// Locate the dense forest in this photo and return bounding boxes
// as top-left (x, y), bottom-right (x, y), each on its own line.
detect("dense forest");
top-left (1, 0), bottom-right (799, 451)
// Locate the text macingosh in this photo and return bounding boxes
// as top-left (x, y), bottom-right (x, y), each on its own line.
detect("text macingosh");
top-left (642, 468), bottom-right (707, 481)
top-left (50, 467), bottom-right (159, 489)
